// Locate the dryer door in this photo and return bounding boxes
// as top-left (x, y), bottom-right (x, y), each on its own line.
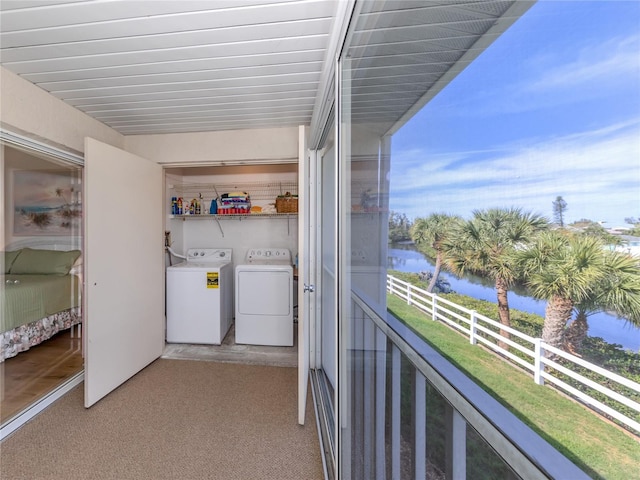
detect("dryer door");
top-left (237, 268), bottom-right (291, 316)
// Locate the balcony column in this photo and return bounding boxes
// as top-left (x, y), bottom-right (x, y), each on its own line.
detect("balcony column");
top-left (390, 344), bottom-right (402, 480)
top-left (445, 405), bottom-right (467, 480)
top-left (375, 327), bottom-right (387, 479)
top-left (363, 312), bottom-right (375, 479)
top-left (412, 368), bottom-right (427, 478)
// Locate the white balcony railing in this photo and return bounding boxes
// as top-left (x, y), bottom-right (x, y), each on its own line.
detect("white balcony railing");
top-left (386, 274), bottom-right (640, 435)
top-left (347, 290), bottom-right (591, 479)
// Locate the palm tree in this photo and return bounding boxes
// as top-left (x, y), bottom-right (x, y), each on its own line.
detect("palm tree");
top-left (517, 231), bottom-right (640, 351)
top-left (566, 247), bottom-right (640, 353)
top-left (55, 187), bottom-right (67, 205)
top-left (409, 213), bottom-right (462, 293)
top-left (55, 186), bottom-right (76, 206)
top-left (444, 208), bottom-right (548, 345)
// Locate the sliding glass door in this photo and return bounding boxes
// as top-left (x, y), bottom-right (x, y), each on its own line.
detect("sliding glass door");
top-left (1, 139), bottom-right (84, 438)
top-left (308, 123), bottom-right (339, 478)
top-left (319, 131), bottom-right (337, 391)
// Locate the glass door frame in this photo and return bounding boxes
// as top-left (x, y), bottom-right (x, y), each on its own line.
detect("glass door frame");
top-left (0, 130), bottom-right (85, 440)
top-left (307, 122), bottom-right (339, 479)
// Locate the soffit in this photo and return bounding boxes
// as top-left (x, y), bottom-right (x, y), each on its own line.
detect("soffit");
top-left (344, 0), bottom-right (534, 136)
top-left (0, 0), bottom-right (531, 137)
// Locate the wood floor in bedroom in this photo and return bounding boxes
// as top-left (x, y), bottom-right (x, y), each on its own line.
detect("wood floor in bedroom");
top-left (0, 330), bottom-right (83, 423)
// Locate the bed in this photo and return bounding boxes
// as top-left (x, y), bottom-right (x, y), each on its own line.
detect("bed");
top-left (1, 242), bottom-right (82, 362)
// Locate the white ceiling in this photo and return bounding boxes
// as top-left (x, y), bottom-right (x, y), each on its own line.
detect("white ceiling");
top-left (0, 0), bottom-right (531, 137)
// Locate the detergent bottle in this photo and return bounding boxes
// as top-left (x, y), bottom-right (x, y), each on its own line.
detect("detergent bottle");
top-left (210, 198), bottom-right (218, 215)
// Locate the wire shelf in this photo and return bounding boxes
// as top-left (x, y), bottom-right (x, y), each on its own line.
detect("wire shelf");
top-left (171, 180), bottom-right (297, 202)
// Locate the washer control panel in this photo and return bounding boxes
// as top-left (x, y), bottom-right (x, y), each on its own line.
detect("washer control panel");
top-left (246, 248), bottom-right (291, 262)
top-left (186, 248), bottom-right (232, 262)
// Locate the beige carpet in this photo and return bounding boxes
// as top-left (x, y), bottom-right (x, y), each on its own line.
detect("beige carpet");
top-left (0, 360), bottom-right (323, 480)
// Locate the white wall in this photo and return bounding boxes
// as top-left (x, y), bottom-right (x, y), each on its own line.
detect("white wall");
top-left (0, 67), bottom-right (123, 153)
top-left (177, 216), bottom-right (298, 268)
top-left (165, 164), bottom-right (299, 269)
top-left (124, 127), bottom-right (299, 166)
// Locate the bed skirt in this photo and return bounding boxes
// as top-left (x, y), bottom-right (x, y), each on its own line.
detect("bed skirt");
top-left (0, 307), bottom-right (81, 362)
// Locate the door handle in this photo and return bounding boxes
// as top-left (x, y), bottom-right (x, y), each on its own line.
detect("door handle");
top-left (303, 283), bottom-right (315, 293)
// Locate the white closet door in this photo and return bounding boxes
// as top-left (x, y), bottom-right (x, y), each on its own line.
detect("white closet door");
top-left (298, 126), bottom-right (313, 425)
top-left (84, 138), bottom-right (164, 407)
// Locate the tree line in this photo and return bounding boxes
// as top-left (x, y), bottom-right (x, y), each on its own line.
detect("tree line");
top-left (396, 208), bottom-right (640, 355)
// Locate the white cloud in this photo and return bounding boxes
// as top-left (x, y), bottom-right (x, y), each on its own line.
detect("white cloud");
top-left (389, 24), bottom-right (640, 224)
top-left (390, 120), bottom-right (640, 224)
top-left (524, 34), bottom-right (640, 92)
top-left (427, 33), bottom-right (640, 118)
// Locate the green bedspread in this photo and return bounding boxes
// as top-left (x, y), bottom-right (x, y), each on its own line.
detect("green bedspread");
top-left (1, 274), bottom-right (80, 333)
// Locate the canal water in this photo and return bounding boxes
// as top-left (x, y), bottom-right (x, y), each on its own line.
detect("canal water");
top-left (388, 244), bottom-right (640, 352)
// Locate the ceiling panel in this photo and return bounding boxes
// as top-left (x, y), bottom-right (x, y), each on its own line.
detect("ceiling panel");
top-left (56, 74), bottom-right (320, 100)
top-left (35, 61), bottom-right (325, 91)
top-left (0, 0), bottom-right (530, 135)
top-left (0, 18), bottom-right (333, 62)
top-left (0, 0), bottom-right (320, 41)
top-left (0, 0), bottom-right (90, 12)
top-left (80, 89), bottom-right (319, 113)
top-left (3, 35), bottom-right (329, 74)
top-left (83, 102), bottom-right (319, 127)
top-left (65, 82), bottom-right (320, 107)
top-left (20, 49), bottom-right (327, 83)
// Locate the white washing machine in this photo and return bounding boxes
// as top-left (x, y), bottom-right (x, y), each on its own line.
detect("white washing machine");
top-left (167, 248), bottom-right (233, 344)
top-left (235, 248), bottom-right (293, 346)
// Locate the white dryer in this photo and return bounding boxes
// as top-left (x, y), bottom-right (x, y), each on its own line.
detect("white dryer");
top-left (166, 248), bottom-right (233, 344)
top-left (235, 248), bottom-right (293, 346)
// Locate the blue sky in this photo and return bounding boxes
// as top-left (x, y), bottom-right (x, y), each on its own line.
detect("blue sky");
top-left (390, 1), bottom-right (640, 228)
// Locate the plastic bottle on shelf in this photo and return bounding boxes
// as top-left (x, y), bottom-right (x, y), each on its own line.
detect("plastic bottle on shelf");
top-left (210, 198), bottom-right (218, 214)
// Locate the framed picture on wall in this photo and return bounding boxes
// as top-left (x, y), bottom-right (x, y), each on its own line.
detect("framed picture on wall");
top-left (13, 170), bottom-right (82, 236)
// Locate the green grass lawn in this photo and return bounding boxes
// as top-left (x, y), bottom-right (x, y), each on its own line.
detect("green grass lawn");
top-left (387, 293), bottom-right (640, 480)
